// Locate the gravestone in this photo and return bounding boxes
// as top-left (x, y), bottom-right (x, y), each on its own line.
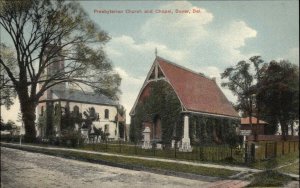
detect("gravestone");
top-left (171, 140), bottom-right (175, 148)
top-left (156, 143), bottom-right (162, 150)
top-left (81, 128), bottom-right (89, 143)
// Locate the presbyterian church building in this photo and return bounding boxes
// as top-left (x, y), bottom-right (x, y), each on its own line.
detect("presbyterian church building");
top-left (36, 45), bottom-right (126, 141)
top-left (130, 56), bottom-right (239, 151)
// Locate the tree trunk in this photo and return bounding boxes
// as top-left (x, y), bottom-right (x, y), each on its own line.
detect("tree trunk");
top-left (249, 97), bottom-right (253, 135)
top-left (256, 102), bottom-right (260, 139)
top-left (279, 119), bottom-right (287, 141)
top-left (19, 98), bottom-right (37, 142)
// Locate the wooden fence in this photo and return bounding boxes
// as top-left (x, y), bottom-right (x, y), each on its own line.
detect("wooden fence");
top-left (246, 135), bottom-right (299, 161)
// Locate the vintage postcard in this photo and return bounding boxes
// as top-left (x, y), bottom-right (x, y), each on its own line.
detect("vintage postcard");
top-left (1, 0), bottom-right (299, 187)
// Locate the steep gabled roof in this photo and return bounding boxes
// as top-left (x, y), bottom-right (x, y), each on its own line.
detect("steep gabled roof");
top-left (130, 56), bottom-right (239, 118)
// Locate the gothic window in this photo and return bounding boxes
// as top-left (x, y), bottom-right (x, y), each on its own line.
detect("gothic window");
top-left (90, 107), bottom-right (96, 118)
top-left (54, 104), bottom-right (60, 115)
top-left (41, 106), bottom-right (44, 116)
top-left (105, 109), bottom-right (109, 119)
top-left (73, 105), bottom-right (79, 116)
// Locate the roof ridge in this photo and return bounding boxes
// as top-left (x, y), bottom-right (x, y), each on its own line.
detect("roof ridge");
top-left (52, 89), bottom-right (116, 104)
top-left (156, 56), bottom-right (214, 81)
top-left (54, 89), bottom-right (107, 97)
top-left (50, 89), bottom-right (117, 106)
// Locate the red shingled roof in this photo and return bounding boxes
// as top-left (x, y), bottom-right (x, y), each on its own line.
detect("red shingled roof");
top-left (241, 117), bottom-right (268, 125)
top-left (130, 57), bottom-right (239, 118)
top-left (156, 57), bottom-right (238, 117)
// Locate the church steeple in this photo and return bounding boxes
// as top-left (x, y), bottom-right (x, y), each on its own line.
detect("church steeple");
top-left (41, 44), bottom-right (66, 99)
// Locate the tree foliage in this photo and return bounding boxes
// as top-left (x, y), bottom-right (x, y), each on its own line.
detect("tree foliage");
top-left (0, 43), bottom-right (17, 109)
top-left (82, 107), bottom-right (97, 131)
top-left (221, 56), bottom-right (264, 128)
top-left (222, 56), bottom-right (299, 137)
top-left (257, 60), bottom-right (299, 136)
top-left (117, 104), bottom-right (126, 117)
top-left (0, 120), bottom-right (17, 131)
top-left (38, 103), bottom-right (105, 140)
top-left (0, 0), bottom-right (121, 141)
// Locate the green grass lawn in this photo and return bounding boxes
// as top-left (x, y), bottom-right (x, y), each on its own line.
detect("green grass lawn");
top-left (251, 151), bottom-right (299, 170)
top-left (278, 161), bottom-right (300, 175)
top-left (247, 170), bottom-right (294, 187)
top-left (1, 143), bottom-right (238, 178)
top-left (3, 139), bottom-right (299, 175)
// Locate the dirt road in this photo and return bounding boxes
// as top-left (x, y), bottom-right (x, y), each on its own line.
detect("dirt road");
top-left (1, 147), bottom-right (213, 188)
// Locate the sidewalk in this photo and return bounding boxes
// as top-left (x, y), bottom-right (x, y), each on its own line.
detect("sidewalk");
top-left (1, 142), bottom-right (261, 173)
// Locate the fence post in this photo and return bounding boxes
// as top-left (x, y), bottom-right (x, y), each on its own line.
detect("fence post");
top-left (265, 142), bottom-right (268, 159)
top-left (105, 138), bottom-right (108, 152)
top-left (245, 142), bottom-right (248, 163)
top-left (251, 143), bottom-right (256, 162)
top-left (275, 142), bottom-right (277, 157)
top-left (174, 141), bottom-right (177, 158)
top-left (93, 140), bottom-right (95, 151)
top-left (198, 143), bottom-right (200, 161)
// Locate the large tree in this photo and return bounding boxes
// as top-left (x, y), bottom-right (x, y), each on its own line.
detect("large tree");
top-left (0, 0), bottom-right (121, 142)
top-left (221, 56), bottom-right (264, 130)
top-left (257, 60), bottom-right (299, 137)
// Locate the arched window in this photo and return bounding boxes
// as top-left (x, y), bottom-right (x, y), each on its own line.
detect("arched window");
top-left (54, 105), bottom-right (57, 115)
top-left (41, 106), bottom-right (44, 116)
top-left (90, 107), bottom-right (95, 113)
top-left (73, 105), bottom-right (79, 116)
top-left (90, 107), bottom-right (96, 118)
top-left (105, 109), bottom-right (109, 119)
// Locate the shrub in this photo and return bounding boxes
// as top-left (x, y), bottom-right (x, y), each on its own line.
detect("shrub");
top-left (60, 130), bottom-right (84, 147)
top-left (0, 134), bottom-right (19, 142)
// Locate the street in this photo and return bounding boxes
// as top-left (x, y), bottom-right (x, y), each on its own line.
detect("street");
top-left (1, 147), bottom-right (213, 188)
